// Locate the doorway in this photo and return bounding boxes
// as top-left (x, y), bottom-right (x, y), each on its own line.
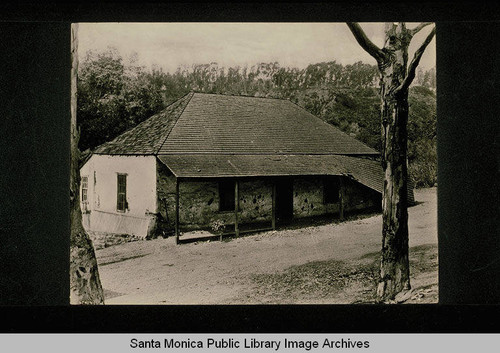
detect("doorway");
top-left (275, 177), bottom-right (294, 223)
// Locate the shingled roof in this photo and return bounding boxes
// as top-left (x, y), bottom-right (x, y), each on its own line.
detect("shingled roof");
top-left (158, 154), bottom-right (383, 193)
top-left (94, 92), bottom-right (193, 155)
top-left (94, 92), bottom-right (378, 156)
top-left (92, 92), bottom-right (384, 193)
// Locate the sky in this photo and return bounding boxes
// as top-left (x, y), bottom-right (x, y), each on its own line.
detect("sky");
top-left (78, 22), bottom-right (436, 73)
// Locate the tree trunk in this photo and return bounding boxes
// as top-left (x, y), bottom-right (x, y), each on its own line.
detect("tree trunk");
top-left (69, 23), bottom-right (105, 304)
top-left (376, 23), bottom-right (411, 300)
top-left (346, 22), bottom-right (435, 301)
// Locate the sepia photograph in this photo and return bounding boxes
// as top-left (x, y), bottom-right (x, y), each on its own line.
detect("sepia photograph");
top-left (70, 22), bottom-right (437, 305)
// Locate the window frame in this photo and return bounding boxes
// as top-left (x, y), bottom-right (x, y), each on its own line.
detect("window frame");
top-left (117, 173), bottom-right (128, 212)
top-left (81, 175), bottom-right (88, 204)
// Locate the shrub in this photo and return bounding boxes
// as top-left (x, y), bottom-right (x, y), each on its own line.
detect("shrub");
top-left (211, 219), bottom-right (226, 234)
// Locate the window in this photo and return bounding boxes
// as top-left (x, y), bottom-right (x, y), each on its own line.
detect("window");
top-left (117, 174), bottom-right (127, 212)
top-left (219, 180), bottom-right (235, 211)
top-left (324, 177), bottom-right (340, 204)
top-left (81, 176), bottom-right (88, 203)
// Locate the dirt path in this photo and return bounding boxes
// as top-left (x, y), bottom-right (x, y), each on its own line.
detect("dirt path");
top-left (96, 188), bottom-right (437, 304)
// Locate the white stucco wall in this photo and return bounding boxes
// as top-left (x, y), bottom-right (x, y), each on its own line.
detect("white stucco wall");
top-left (80, 154), bottom-right (157, 238)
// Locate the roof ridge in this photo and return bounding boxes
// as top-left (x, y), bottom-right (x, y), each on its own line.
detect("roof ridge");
top-left (155, 91), bottom-right (195, 155)
top-left (155, 152), bottom-right (379, 156)
top-left (190, 91), bottom-right (290, 101)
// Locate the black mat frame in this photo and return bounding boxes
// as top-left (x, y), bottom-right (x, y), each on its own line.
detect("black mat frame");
top-left (0, 2), bottom-right (499, 332)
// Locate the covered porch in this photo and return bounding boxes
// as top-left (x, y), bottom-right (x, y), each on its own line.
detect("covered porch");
top-left (157, 154), bottom-right (383, 244)
top-left (171, 175), bottom-right (350, 244)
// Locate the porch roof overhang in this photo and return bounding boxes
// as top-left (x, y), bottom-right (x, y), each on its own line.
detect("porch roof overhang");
top-left (157, 154), bottom-right (383, 193)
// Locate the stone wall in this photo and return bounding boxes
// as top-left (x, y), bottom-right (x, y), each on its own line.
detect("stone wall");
top-left (293, 176), bottom-right (335, 218)
top-left (292, 176), bottom-right (380, 219)
top-left (237, 179), bottom-right (273, 223)
top-left (343, 177), bottom-right (381, 212)
top-left (156, 160), bottom-right (380, 234)
top-left (156, 162), bottom-right (273, 232)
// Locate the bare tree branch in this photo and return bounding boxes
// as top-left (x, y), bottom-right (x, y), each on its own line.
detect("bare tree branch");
top-left (346, 22), bottom-right (386, 63)
top-left (410, 22), bottom-right (433, 36)
top-left (397, 26), bottom-right (436, 94)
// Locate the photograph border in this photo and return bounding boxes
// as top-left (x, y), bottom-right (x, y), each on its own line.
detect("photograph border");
top-left (0, 2), bottom-right (499, 333)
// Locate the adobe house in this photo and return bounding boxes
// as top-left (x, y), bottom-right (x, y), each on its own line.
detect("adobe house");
top-left (80, 92), bottom-right (395, 243)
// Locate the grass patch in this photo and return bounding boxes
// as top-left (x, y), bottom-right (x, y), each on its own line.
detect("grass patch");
top-left (408, 244), bottom-right (438, 275)
top-left (245, 243), bottom-right (438, 304)
top-left (248, 258), bottom-right (379, 303)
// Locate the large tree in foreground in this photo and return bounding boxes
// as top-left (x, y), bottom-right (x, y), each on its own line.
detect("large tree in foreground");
top-left (346, 22), bottom-right (435, 300)
top-left (70, 23), bottom-right (105, 304)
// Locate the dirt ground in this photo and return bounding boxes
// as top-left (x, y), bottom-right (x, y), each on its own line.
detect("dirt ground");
top-left (95, 188), bottom-right (438, 304)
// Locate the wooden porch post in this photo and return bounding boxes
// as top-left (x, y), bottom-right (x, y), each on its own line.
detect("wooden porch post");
top-left (339, 177), bottom-right (345, 220)
top-left (234, 179), bottom-right (240, 237)
top-left (175, 177), bottom-right (180, 244)
top-left (272, 180), bottom-right (276, 230)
